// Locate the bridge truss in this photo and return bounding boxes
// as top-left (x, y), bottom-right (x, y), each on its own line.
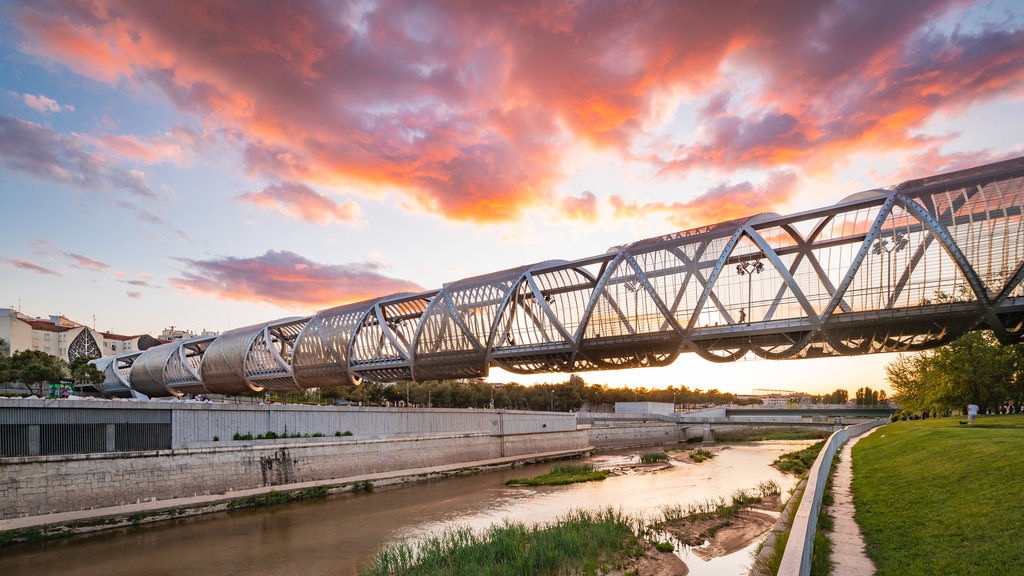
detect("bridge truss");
top-left (95, 156), bottom-right (1024, 398)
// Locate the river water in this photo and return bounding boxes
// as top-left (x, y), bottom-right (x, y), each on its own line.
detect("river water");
top-left (0, 441), bottom-right (812, 576)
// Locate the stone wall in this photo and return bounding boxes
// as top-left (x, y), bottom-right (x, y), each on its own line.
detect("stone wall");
top-left (0, 429), bottom-right (589, 519)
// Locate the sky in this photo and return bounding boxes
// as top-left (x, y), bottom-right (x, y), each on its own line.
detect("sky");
top-left (2, 0), bottom-right (1023, 396)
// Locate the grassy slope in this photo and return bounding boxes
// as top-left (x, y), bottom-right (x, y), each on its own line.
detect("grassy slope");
top-left (852, 414), bottom-right (1024, 575)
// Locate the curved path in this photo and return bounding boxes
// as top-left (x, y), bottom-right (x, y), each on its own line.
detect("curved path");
top-left (828, 428), bottom-right (878, 575)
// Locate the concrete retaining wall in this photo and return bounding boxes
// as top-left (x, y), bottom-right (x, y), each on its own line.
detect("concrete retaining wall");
top-left (586, 422), bottom-right (690, 449)
top-left (0, 429), bottom-right (590, 519)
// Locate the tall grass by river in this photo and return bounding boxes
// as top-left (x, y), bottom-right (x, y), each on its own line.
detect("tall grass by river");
top-left (853, 414), bottom-right (1024, 575)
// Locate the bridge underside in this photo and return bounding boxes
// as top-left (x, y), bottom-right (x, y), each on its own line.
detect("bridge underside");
top-left (94, 156), bottom-right (1024, 397)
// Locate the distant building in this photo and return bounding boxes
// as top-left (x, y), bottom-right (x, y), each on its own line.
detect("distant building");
top-left (0, 308), bottom-right (145, 362)
top-left (159, 325), bottom-right (218, 341)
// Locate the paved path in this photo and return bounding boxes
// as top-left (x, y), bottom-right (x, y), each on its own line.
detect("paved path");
top-left (827, 428), bottom-right (878, 575)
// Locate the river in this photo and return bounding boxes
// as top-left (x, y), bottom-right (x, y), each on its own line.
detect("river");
top-left (0, 440), bottom-right (812, 575)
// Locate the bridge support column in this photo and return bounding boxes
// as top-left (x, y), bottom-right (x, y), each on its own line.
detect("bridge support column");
top-left (702, 422), bottom-right (715, 445)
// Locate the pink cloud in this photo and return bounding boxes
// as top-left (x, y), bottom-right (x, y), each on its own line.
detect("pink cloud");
top-left (10, 0), bottom-right (1024, 224)
top-left (236, 182), bottom-right (360, 225)
top-left (0, 115), bottom-right (156, 198)
top-left (64, 252), bottom-right (110, 271)
top-left (612, 170), bottom-right (800, 230)
top-left (126, 290), bottom-right (141, 299)
top-left (169, 250), bottom-right (426, 309)
top-left (560, 192), bottom-right (599, 222)
top-left (4, 257), bottom-right (61, 276)
top-left (22, 93), bottom-right (74, 113)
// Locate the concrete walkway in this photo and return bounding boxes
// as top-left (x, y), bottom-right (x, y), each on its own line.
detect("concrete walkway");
top-left (0, 447), bottom-right (587, 535)
top-left (827, 428), bottom-right (878, 575)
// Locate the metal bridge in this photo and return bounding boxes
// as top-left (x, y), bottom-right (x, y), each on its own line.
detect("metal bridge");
top-left (94, 156), bottom-right (1024, 398)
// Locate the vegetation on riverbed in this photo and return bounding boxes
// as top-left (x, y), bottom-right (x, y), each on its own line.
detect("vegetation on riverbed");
top-left (713, 429), bottom-right (829, 442)
top-left (853, 415), bottom-right (1024, 575)
top-left (226, 486), bottom-right (330, 509)
top-left (772, 440), bottom-right (824, 476)
top-left (505, 462), bottom-right (610, 486)
top-left (361, 480), bottom-right (785, 575)
top-left (360, 508), bottom-right (639, 576)
top-left (639, 451), bottom-right (669, 463)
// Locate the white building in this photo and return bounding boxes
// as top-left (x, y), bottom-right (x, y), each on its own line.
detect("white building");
top-left (0, 308), bottom-right (143, 362)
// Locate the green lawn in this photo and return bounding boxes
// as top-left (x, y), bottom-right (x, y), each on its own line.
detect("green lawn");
top-left (852, 414), bottom-right (1024, 575)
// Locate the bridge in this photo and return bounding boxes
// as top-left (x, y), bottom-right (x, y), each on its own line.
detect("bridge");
top-left (93, 156), bottom-right (1024, 398)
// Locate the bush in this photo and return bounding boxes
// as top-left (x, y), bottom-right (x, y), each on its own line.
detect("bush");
top-left (640, 452), bottom-right (669, 463)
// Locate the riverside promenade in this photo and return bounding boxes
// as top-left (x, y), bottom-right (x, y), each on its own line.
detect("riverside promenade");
top-left (828, 429), bottom-right (878, 575)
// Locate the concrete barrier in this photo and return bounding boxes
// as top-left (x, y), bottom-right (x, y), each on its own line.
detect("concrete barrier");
top-left (777, 419), bottom-right (887, 576)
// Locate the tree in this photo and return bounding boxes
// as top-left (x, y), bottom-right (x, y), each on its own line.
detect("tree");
top-left (9, 349), bottom-right (69, 395)
top-left (886, 331), bottom-right (1022, 414)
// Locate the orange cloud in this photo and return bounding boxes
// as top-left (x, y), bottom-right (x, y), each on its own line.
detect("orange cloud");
top-left (169, 250), bottom-right (426, 309)
top-left (11, 0), bottom-right (1024, 225)
top-left (236, 182), bottom-right (361, 225)
top-left (560, 192), bottom-right (599, 223)
top-left (612, 170), bottom-right (799, 230)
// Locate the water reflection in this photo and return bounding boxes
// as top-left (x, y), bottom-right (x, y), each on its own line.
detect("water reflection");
top-left (0, 441), bottom-right (812, 576)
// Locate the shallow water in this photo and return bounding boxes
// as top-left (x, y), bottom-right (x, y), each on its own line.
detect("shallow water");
top-left (0, 440), bottom-right (812, 575)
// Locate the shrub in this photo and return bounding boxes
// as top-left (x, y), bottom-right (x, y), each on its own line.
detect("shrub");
top-left (640, 452), bottom-right (669, 463)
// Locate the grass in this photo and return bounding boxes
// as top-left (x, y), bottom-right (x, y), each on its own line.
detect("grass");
top-left (361, 483), bottom-right (782, 575)
top-left (772, 440), bottom-right (824, 476)
top-left (853, 414), bottom-right (1024, 575)
top-left (690, 448), bottom-right (714, 463)
top-left (226, 486), bottom-right (330, 509)
top-left (360, 508), bottom-right (637, 576)
top-left (505, 462), bottom-right (610, 486)
top-left (640, 452), bottom-right (669, 463)
top-left (713, 429), bottom-right (829, 442)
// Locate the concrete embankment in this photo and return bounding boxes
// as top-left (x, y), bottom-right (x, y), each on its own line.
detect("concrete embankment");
top-left (0, 401), bottom-right (702, 541)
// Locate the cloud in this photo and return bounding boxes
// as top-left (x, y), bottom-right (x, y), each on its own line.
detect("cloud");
top-left (0, 115), bottom-right (157, 198)
top-left (236, 181), bottom-right (361, 225)
top-left (108, 199), bottom-right (190, 240)
top-left (611, 170), bottom-right (800, 230)
top-left (560, 191), bottom-right (599, 222)
top-left (169, 250), bottom-right (426, 309)
top-left (22, 93), bottom-right (74, 113)
top-left (3, 257), bottom-right (62, 276)
top-left (126, 290), bottom-right (141, 299)
top-left (10, 0), bottom-right (1024, 223)
top-left (64, 252), bottom-right (110, 271)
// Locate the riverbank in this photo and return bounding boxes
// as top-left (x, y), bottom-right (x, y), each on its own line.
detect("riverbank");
top-left (0, 448), bottom-right (586, 545)
top-left (852, 414), bottom-right (1024, 575)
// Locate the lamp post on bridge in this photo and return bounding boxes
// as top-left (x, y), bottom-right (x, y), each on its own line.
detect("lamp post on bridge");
top-left (735, 257), bottom-right (764, 325)
top-left (872, 232), bottom-right (909, 309)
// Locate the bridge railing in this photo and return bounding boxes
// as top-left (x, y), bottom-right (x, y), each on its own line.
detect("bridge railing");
top-left (777, 419), bottom-right (887, 576)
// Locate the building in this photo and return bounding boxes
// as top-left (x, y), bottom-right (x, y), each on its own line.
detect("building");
top-left (0, 308), bottom-right (144, 363)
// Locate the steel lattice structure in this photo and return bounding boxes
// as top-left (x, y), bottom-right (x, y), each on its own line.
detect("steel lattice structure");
top-left (94, 156), bottom-right (1024, 398)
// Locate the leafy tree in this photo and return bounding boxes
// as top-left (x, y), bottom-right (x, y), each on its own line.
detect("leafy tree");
top-left (886, 331), bottom-right (1021, 414)
top-left (72, 361), bottom-right (105, 386)
top-left (9, 349), bottom-right (69, 395)
top-left (0, 336), bottom-right (9, 357)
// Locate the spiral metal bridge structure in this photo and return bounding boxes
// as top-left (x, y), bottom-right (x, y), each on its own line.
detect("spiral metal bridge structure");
top-left (93, 156), bottom-right (1024, 398)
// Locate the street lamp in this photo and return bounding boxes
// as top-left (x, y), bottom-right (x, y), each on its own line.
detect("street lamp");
top-left (871, 232), bottom-right (909, 309)
top-left (624, 280), bottom-right (641, 332)
top-left (735, 257), bottom-right (765, 325)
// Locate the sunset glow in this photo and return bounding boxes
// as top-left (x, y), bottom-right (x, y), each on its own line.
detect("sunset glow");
top-left (2, 0), bottom-right (1023, 394)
